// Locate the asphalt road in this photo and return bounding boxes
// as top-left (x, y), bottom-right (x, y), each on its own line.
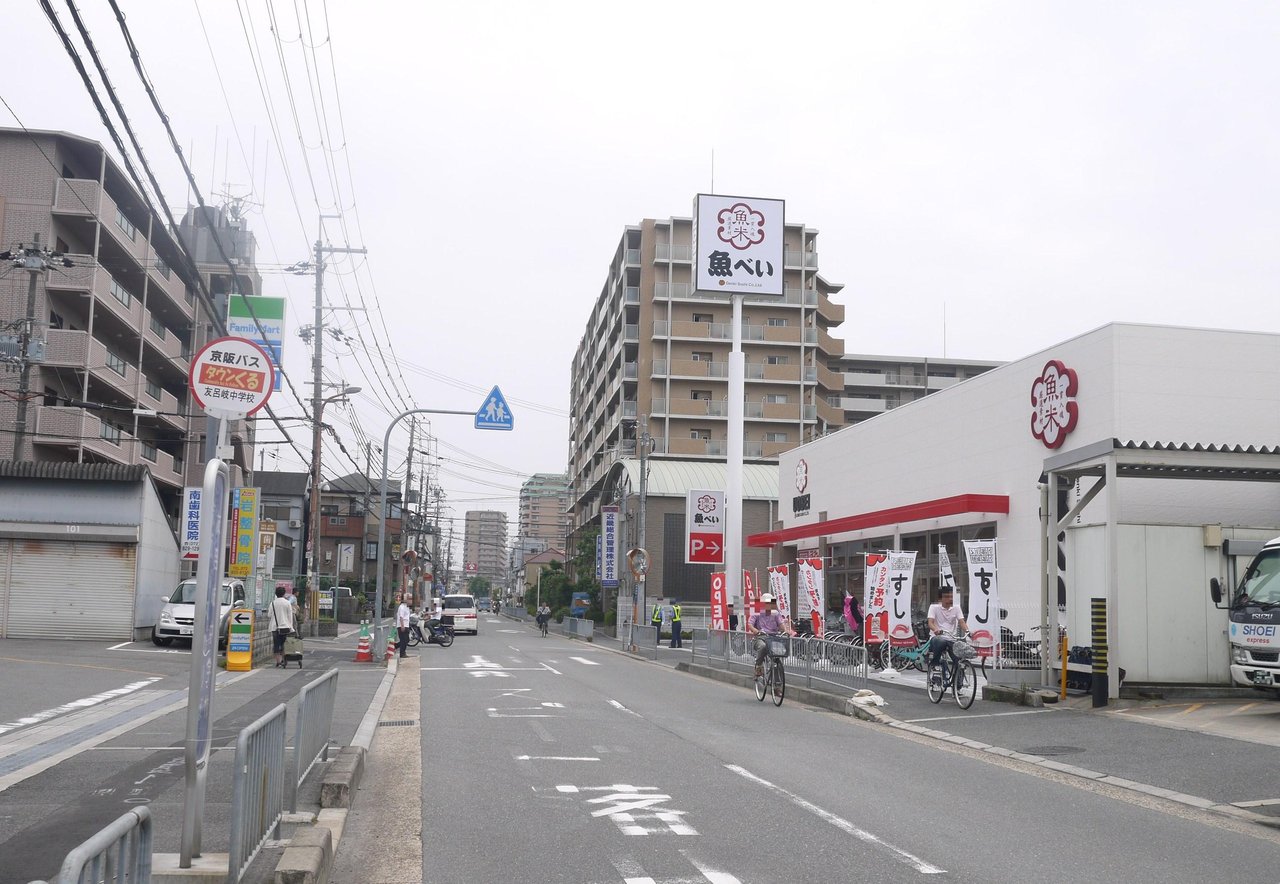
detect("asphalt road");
top-left (422, 620), bottom-right (1280, 883)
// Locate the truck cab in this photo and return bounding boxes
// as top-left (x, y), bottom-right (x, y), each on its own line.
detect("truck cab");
top-left (1211, 536), bottom-right (1280, 694)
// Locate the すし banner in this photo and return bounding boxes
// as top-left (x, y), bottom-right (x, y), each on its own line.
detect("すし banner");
top-left (797, 558), bottom-right (824, 634)
top-left (962, 540), bottom-right (1001, 653)
top-left (887, 551), bottom-right (918, 646)
top-left (767, 565), bottom-right (791, 618)
top-left (864, 553), bottom-right (890, 643)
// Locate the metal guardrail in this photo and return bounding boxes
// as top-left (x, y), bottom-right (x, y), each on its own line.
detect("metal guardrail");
top-left (630, 624), bottom-right (660, 659)
top-left (290, 669), bottom-right (339, 812)
top-left (27, 806), bottom-right (153, 884)
top-left (228, 703), bottom-right (287, 884)
top-left (560, 616), bottom-right (594, 639)
top-left (693, 629), bottom-right (870, 693)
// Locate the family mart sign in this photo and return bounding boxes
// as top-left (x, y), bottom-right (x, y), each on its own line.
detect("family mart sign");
top-left (227, 295), bottom-right (286, 391)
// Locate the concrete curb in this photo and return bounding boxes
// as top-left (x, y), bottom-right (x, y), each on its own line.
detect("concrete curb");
top-left (273, 655), bottom-right (399, 882)
top-left (675, 660), bottom-right (1280, 832)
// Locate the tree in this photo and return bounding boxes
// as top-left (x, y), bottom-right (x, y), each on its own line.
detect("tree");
top-left (468, 576), bottom-right (491, 598)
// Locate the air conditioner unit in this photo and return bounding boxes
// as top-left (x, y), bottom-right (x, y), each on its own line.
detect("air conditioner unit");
top-left (288, 519), bottom-right (302, 529)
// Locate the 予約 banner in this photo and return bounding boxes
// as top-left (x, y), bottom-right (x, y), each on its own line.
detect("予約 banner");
top-left (864, 553), bottom-right (890, 643)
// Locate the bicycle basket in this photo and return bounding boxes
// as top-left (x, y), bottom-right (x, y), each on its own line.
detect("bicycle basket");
top-left (952, 638), bottom-right (977, 660)
top-left (766, 635), bottom-right (790, 658)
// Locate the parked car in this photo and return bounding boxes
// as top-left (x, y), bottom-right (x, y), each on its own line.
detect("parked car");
top-left (441, 593), bottom-right (479, 635)
top-left (152, 578), bottom-right (246, 650)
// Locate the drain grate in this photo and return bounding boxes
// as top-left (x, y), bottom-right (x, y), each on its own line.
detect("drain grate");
top-left (377, 719), bottom-right (419, 727)
top-left (1020, 745), bottom-right (1084, 757)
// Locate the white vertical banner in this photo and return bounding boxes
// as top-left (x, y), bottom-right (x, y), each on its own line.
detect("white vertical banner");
top-left (864, 553), bottom-right (890, 642)
top-left (963, 540), bottom-right (1002, 652)
top-left (887, 551), bottom-right (918, 645)
top-left (601, 506), bottom-right (620, 588)
top-left (767, 565), bottom-right (790, 618)
top-left (181, 487), bottom-right (202, 560)
top-left (797, 558), bottom-right (825, 634)
top-left (939, 545), bottom-right (959, 595)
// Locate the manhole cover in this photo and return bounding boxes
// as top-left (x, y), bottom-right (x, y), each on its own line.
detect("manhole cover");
top-left (1020, 745), bottom-right (1084, 756)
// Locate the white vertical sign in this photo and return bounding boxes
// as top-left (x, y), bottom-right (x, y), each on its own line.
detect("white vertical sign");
top-left (685, 488), bottom-right (726, 564)
top-left (601, 506), bottom-right (620, 588)
top-left (963, 540), bottom-right (1001, 651)
top-left (939, 545), bottom-right (959, 594)
top-left (693, 194), bottom-right (786, 296)
top-left (864, 553), bottom-right (890, 642)
top-left (887, 551), bottom-right (918, 645)
top-left (767, 565), bottom-right (790, 618)
top-left (797, 558), bottom-right (825, 633)
top-left (181, 486), bottom-right (202, 560)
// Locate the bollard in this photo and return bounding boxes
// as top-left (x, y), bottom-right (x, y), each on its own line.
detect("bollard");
top-left (1091, 598), bottom-right (1108, 707)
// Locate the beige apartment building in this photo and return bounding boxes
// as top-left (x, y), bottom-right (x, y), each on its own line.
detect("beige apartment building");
top-left (518, 472), bottom-right (570, 551)
top-left (463, 509), bottom-right (508, 587)
top-left (0, 128), bottom-right (255, 514)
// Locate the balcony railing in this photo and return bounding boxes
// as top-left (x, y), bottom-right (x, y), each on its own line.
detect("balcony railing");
top-left (623, 324), bottom-right (639, 342)
top-left (654, 243), bottom-right (693, 261)
top-left (624, 249), bottom-right (641, 265)
top-left (622, 362), bottom-right (638, 380)
top-left (623, 286), bottom-right (640, 304)
top-left (784, 249), bottom-right (819, 269)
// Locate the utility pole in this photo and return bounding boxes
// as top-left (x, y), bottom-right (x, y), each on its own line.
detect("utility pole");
top-left (4, 234), bottom-right (65, 462)
top-left (359, 441), bottom-right (378, 594)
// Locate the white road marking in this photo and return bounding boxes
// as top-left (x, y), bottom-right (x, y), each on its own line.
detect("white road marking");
top-left (515, 755), bottom-right (600, 761)
top-left (106, 641), bottom-right (132, 650)
top-left (682, 852), bottom-right (743, 884)
top-left (725, 765), bottom-right (945, 875)
top-left (608, 699), bottom-right (640, 716)
top-left (487, 712), bottom-right (552, 718)
top-left (903, 709), bottom-right (1046, 723)
top-left (542, 702), bottom-right (565, 708)
top-left (419, 666), bottom-right (546, 672)
top-left (570, 656), bottom-right (599, 666)
top-left (541, 662), bottom-right (562, 675)
top-left (0, 678), bottom-right (163, 736)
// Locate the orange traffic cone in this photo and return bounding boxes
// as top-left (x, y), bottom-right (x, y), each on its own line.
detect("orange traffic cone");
top-left (354, 625), bottom-right (373, 663)
top-left (384, 632), bottom-right (396, 662)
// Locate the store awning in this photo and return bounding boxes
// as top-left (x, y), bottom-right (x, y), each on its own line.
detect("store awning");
top-left (746, 493), bottom-right (1010, 548)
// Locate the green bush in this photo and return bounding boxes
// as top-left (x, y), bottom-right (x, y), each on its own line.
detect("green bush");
top-left (553, 606), bottom-right (569, 623)
top-left (604, 610), bottom-right (616, 628)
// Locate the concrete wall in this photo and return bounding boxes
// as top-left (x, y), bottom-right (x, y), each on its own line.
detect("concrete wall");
top-left (134, 477), bottom-right (181, 638)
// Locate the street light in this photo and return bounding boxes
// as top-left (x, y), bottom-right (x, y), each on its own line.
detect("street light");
top-left (308, 384), bottom-right (361, 627)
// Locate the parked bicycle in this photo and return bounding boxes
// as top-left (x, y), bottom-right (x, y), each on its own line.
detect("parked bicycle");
top-left (753, 634), bottom-right (789, 706)
top-left (926, 636), bottom-right (978, 709)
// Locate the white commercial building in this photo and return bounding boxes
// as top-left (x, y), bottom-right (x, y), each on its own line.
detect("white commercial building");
top-left (751, 323), bottom-right (1280, 695)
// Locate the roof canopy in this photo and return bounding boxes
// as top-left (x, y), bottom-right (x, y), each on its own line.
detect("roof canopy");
top-left (605, 459), bottom-right (779, 501)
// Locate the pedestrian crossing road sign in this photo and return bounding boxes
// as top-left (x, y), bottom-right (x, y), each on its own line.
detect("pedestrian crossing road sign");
top-left (475, 385), bottom-right (514, 430)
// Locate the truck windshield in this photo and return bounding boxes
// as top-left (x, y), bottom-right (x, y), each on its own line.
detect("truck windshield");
top-left (1239, 550), bottom-right (1280, 605)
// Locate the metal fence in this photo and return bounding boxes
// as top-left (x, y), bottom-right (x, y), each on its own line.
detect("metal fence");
top-left (560, 616), bottom-right (594, 640)
top-left (629, 624), bottom-right (660, 658)
top-left (693, 629), bottom-right (870, 693)
top-left (228, 703), bottom-right (287, 884)
top-left (28, 806), bottom-right (153, 884)
top-left (290, 669), bottom-right (339, 812)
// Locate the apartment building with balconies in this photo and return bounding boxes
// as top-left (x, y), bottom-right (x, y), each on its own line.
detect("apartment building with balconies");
top-left (518, 472), bottom-right (570, 551)
top-left (0, 128), bottom-right (202, 510)
top-left (464, 509), bottom-right (508, 587)
top-left (567, 215), bottom-right (848, 541)
top-left (833, 354), bottom-right (1004, 423)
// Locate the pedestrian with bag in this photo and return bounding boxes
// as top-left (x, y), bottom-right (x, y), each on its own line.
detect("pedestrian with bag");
top-left (270, 586), bottom-right (295, 669)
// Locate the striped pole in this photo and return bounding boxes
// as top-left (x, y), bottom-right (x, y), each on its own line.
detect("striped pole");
top-left (1091, 598), bottom-right (1108, 707)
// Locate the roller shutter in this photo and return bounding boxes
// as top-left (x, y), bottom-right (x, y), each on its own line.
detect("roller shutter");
top-left (3, 539), bottom-right (136, 640)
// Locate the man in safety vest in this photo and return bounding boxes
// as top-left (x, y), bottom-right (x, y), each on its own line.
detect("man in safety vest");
top-left (669, 602), bottom-right (683, 648)
top-left (651, 601), bottom-right (662, 645)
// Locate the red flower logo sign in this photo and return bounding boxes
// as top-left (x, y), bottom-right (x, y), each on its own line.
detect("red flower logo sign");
top-left (1030, 360), bottom-right (1079, 449)
top-left (716, 203), bottom-right (766, 250)
top-left (697, 494), bottom-right (718, 514)
top-left (795, 458), bottom-right (809, 493)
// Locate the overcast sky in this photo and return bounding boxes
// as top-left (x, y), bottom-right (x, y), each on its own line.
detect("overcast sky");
top-left (4, 1), bottom-right (1279, 555)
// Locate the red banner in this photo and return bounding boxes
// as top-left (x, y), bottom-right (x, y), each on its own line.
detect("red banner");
top-left (710, 572), bottom-right (727, 630)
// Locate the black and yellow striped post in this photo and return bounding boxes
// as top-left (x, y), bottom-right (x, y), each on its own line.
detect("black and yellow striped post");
top-left (1091, 597), bottom-right (1108, 707)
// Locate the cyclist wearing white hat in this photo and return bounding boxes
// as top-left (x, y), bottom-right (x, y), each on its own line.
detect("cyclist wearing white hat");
top-left (747, 593), bottom-right (795, 678)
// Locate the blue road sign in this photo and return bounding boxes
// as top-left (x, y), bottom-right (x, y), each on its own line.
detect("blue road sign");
top-left (475, 385), bottom-right (514, 431)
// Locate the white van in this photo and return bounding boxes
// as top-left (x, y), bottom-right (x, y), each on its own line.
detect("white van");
top-left (441, 593), bottom-right (479, 635)
top-left (152, 578), bottom-right (247, 649)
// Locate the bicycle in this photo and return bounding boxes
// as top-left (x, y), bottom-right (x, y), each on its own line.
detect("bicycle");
top-left (926, 636), bottom-right (978, 709)
top-left (538, 617), bottom-right (549, 637)
top-left (752, 634), bottom-right (789, 706)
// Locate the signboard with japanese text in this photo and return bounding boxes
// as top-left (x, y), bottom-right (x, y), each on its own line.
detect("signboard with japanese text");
top-left (595, 535), bottom-right (602, 579)
top-left (710, 572), bottom-right (728, 630)
top-left (863, 553), bottom-right (890, 643)
top-left (693, 194), bottom-right (785, 297)
top-left (601, 505), bottom-right (620, 588)
top-left (228, 488), bottom-right (259, 579)
top-left (226, 609), bottom-right (253, 672)
top-left (188, 336), bottom-right (275, 419)
top-left (939, 545), bottom-right (959, 594)
top-left (797, 558), bottom-right (824, 634)
top-left (181, 486), bottom-right (201, 560)
top-left (767, 565), bottom-right (790, 618)
top-left (685, 488), bottom-right (725, 564)
top-left (963, 540), bottom-right (1002, 653)
top-left (226, 295), bottom-right (286, 392)
top-left (887, 551), bottom-right (918, 646)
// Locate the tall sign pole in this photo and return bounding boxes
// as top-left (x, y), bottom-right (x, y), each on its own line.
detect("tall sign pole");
top-left (693, 194), bottom-right (785, 608)
top-left (181, 336), bottom-right (274, 867)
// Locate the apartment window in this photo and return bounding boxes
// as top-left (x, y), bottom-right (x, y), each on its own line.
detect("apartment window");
top-left (692, 312), bottom-right (714, 323)
top-left (766, 355), bottom-right (789, 365)
top-left (766, 318), bottom-right (789, 327)
top-left (149, 314), bottom-right (166, 338)
top-left (154, 254), bottom-right (171, 279)
top-left (764, 432), bottom-right (789, 443)
top-left (43, 386), bottom-right (60, 407)
top-left (691, 351), bottom-right (713, 362)
top-left (105, 349), bottom-right (127, 376)
top-left (173, 454), bottom-right (185, 474)
top-left (329, 516), bottom-right (347, 526)
top-left (321, 504), bottom-right (339, 516)
top-left (140, 441), bottom-right (158, 462)
top-left (49, 310), bottom-right (64, 330)
top-left (115, 207), bottom-right (136, 240)
top-left (690, 429), bottom-right (711, 441)
top-left (109, 277), bottom-right (133, 308)
top-left (146, 378), bottom-right (162, 401)
top-left (100, 420), bottom-right (122, 444)
top-left (691, 390), bottom-right (712, 400)
top-left (764, 393), bottom-right (789, 404)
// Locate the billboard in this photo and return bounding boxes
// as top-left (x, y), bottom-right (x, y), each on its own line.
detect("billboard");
top-left (227, 295), bottom-right (286, 391)
top-left (693, 194), bottom-right (785, 297)
top-left (685, 488), bottom-right (725, 564)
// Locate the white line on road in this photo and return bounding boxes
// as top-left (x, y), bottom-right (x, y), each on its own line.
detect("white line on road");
top-left (0, 678), bottom-right (164, 736)
top-left (682, 851), bottom-right (744, 884)
top-left (515, 755), bottom-right (600, 761)
top-left (570, 656), bottom-right (599, 666)
top-left (541, 662), bottom-right (563, 675)
top-left (419, 666), bottom-right (548, 671)
top-left (903, 709), bottom-right (1047, 724)
top-left (105, 641), bottom-right (132, 650)
top-left (608, 699), bottom-right (640, 716)
top-left (725, 764), bottom-right (945, 875)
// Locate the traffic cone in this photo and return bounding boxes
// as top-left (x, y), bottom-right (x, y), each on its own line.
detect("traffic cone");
top-left (384, 632), bottom-right (396, 662)
top-left (354, 620), bottom-right (373, 663)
